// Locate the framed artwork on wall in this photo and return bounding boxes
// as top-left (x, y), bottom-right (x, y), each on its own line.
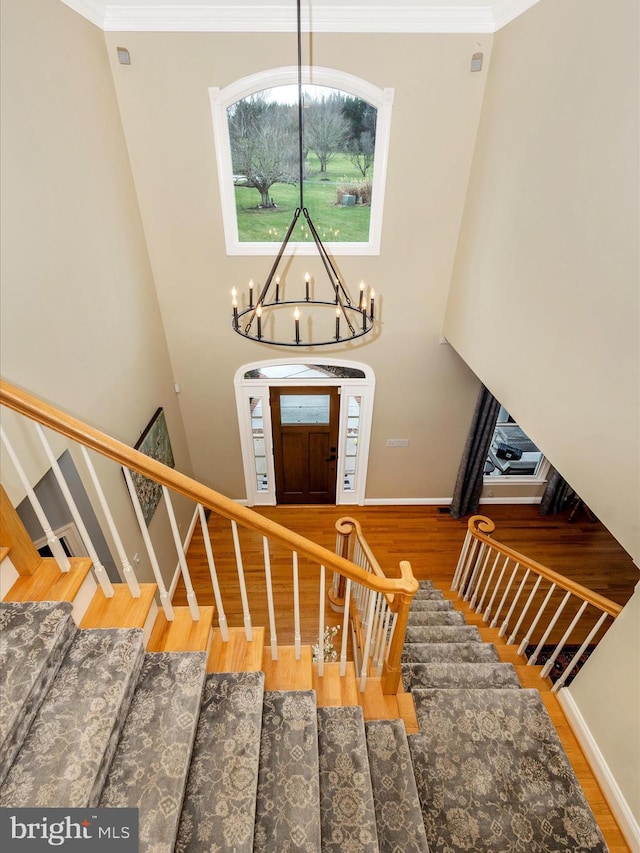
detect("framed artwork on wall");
top-left (130, 407), bottom-right (175, 526)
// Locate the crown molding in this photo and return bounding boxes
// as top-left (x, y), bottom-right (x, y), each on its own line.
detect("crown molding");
top-left (59, 2), bottom-right (540, 33)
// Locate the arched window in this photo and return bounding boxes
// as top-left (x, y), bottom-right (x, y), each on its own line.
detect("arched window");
top-left (210, 68), bottom-right (393, 256)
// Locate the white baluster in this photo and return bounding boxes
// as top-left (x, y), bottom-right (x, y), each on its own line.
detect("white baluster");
top-left (359, 591), bottom-right (378, 692)
top-left (162, 486), bottom-right (199, 620)
top-left (470, 548), bottom-right (492, 608)
top-left (551, 611), bottom-right (609, 692)
top-left (292, 550), bottom-right (301, 659)
top-left (34, 425), bottom-right (114, 597)
top-left (122, 467), bottom-right (173, 620)
top-left (1, 425), bottom-right (71, 572)
top-left (317, 565), bottom-right (326, 677)
top-left (477, 552), bottom-right (500, 614)
top-left (484, 556), bottom-right (509, 622)
top-left (198, 505), bottom-right (228, 641)
top-left (518, 583), bottom-right (557, 656)
top-left (376, 606), bottom-right (392, 676)
top-left (340, 578), bottom-right (352, 676)
top-left (372, 594), bottom-right (386, 666)
top-left (499, 568), bottom-right (530, 637)
top-left (508, 575), bottom-right (542, 645)
top-left (464, 543), bottom-right (488, 602)
top-left (490, 562), bottom-right (520, 628)
top-left (457, 538), bottom-right (479, 598)
top-left (262, 536), bottom-right (278, 660)
top-left (230, 520), bottom-right (253, 641)
top-left (528, 590), bottom-right (572, 665)
top-left (540, 600), bottom-right (589, 679)
top-left (81, 447), bottom-right (140, 597)
top-left (451, 529), bottom-right (472, 590)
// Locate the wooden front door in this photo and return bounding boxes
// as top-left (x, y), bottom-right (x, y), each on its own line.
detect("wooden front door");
top-left (270, 386), bottom-right (340, 504)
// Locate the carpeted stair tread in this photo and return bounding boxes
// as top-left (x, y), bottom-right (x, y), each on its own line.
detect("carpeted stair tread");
top-left (365, 719), bottom-right (429, 853)
top-left (0, 627), bottom-right (144, 807)
top-left (253, 690), bottom-right (321, 852)
top-left (175, 670), bottom-right (265, 853)
top-left (317, 705), bottom-right (379, 852)
top-left (413, 589), bottom-right (445, 601)
top-left (407, 611), bottom-right (467, 626)
top-left (99, 652), bottom-right (207, 853)
top-left (417, 580), bottom-right (435, 590)
top-left (405, 625), bottom-right (482, 644)
top-left (409, 600), bottom-right (454, 611)
top-left (404, 663), bottom-right (521, 693)
top-left (0, 600), bottom-right (77, 785)
top-left (407, 688), bottom-right (608, 853)
top-left (402, 642), bottom-right (500, 664)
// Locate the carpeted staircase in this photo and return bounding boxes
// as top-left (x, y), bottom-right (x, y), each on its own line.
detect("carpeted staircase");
top-left (0, 586), bottom-right (609, 852)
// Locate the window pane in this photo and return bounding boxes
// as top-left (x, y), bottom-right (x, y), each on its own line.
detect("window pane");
top-left (250, 396), bottom-right (268, 491)
top-left (228, 86), bottom-right (376, 244)
top-left (280, 394), bottom-right (330, 424)
top-left (343, 395), bottom-right (361, 491)
top-left (485, 412), bottom-right (543, 477)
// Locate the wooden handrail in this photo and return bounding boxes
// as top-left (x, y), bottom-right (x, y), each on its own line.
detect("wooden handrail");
top-left (0, 379), bottom-right (418, 599)
top-left (466, 515), bottom-right (622, 617)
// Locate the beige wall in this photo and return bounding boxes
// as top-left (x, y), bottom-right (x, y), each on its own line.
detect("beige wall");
top-left (103, 30), bottom-right (491, 503)
top-left (0, 0), bottom-right (194, 587)
top-left (444, 0), bottom-right (640, 562)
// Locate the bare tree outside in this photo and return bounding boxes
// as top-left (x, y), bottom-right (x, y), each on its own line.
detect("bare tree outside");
top-left (346, 130), bottom-right (375, 178)
top-left (228, 95), bottom-right (298, 208)
top-left (304, 93), bottom-right (350, 173)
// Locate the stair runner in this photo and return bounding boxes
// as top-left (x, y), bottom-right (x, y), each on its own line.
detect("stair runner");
top-left (0, 594), bottom-right (608, 852)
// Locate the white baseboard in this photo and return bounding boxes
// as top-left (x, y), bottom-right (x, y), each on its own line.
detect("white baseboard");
top-left (479, 496), bottom-right (542, 505)
top-left (557, 689), bottom-right (640, 851)
top-left (364, 498), bottom-right (453, 506)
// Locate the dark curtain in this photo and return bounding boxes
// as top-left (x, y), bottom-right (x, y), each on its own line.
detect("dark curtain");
top-left (450, 386), bottom-right (501, 519)
top-left (540, 467), bottom-right (575, 515)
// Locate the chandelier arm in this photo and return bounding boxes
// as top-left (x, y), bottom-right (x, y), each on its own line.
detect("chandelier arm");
top-left (302, 208), bottom-right (353, 308)
top-left (244, 207), bottom-right (302, 335)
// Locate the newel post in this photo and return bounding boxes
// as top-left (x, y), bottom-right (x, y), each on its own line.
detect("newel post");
top-left (381, 561), bottom-right (417, 694)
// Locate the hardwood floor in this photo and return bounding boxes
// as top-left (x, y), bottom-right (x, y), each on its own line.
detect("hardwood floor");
top-left (176, 503), bottom-right (637, 852)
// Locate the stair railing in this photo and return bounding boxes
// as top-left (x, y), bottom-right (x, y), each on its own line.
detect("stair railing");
top-left (452, 515), bottom-right (623, 691)
top-left (0, 379), bottom-right (417, 693)
top-left (332, 516), bottom-right (415, 694)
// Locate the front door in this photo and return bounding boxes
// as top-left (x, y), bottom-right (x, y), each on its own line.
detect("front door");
top-left (270, 386), bottom-right (340, 504)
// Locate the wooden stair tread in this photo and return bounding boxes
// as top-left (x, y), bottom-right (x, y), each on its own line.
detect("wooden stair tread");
top-left (263, 645), bottom-right (313, 690)
top-left (358, 676), bottom-right (401, 722)
top-left (207, 626), bottom-right (265, 673)
top-left (147, 605), bottom-right (214, 652)
top-left (0, 545), bottom-right (10, 562)
top-left (3, 557), bottom-right (92, 602)
top-left (80, 583), bottom-right (157, 629)
top-left (313, 661), bottom-right (359, 706)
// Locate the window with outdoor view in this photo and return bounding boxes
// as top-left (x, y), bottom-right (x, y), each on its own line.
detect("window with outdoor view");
top-left (210, 69), bottom-right (393, 256)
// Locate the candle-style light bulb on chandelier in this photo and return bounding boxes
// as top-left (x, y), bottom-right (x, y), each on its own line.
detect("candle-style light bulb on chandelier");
top-left (231, 0), bottom-right (377, 347)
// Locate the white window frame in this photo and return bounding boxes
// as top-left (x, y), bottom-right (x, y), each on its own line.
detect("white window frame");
top-left (483, 413), bottom-right (551, 486)
top-left (210, 67), bottom-right (394, 256)
top-left (234, 358), bottom-right (375, 506)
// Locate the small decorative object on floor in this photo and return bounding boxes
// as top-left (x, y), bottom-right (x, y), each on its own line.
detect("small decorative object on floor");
top-left (313, 625), bottom-right (340, 662)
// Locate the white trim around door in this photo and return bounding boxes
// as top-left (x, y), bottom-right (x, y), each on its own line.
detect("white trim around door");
top-left (234, 359), bottom-right (375, 506)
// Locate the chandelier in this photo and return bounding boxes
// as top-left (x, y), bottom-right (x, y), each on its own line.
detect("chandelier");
top-left (231, 0), bottom-right (377, 347)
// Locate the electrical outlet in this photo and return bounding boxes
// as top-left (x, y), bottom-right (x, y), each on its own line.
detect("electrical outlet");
top-left (386, 439), bottom-right (409, 447)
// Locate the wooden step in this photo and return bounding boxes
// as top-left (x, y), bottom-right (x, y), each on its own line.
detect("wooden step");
top-left (263, 644), bottom-right (313, 690)
top-left (0, 545), bottom-right (10, 563)
top-left (313, 661), bottom-right (359, 707)
top-left (358, 676), bottom-right (402, 722)
top-left (147, 605), bottom-right (214, 652)
top-left (3, 556), bottom-right (92, 602)
top-left (80, 583), bottom-right (157, 630)
top-left (207, 626), bottom-right (265, 673)
top-left (396, 690), bottom-right (420, 734)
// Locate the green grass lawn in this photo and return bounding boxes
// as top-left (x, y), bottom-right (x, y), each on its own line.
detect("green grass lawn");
top-left (235, 153), bottom-right (372, 243)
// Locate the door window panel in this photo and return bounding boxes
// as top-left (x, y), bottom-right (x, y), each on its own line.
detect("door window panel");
top-left (280, 394), bottom-right (331, 425)
top-left (250, 396), bottom-right (268, 491)
top-left (344, 395), bottom-right (361, 491)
